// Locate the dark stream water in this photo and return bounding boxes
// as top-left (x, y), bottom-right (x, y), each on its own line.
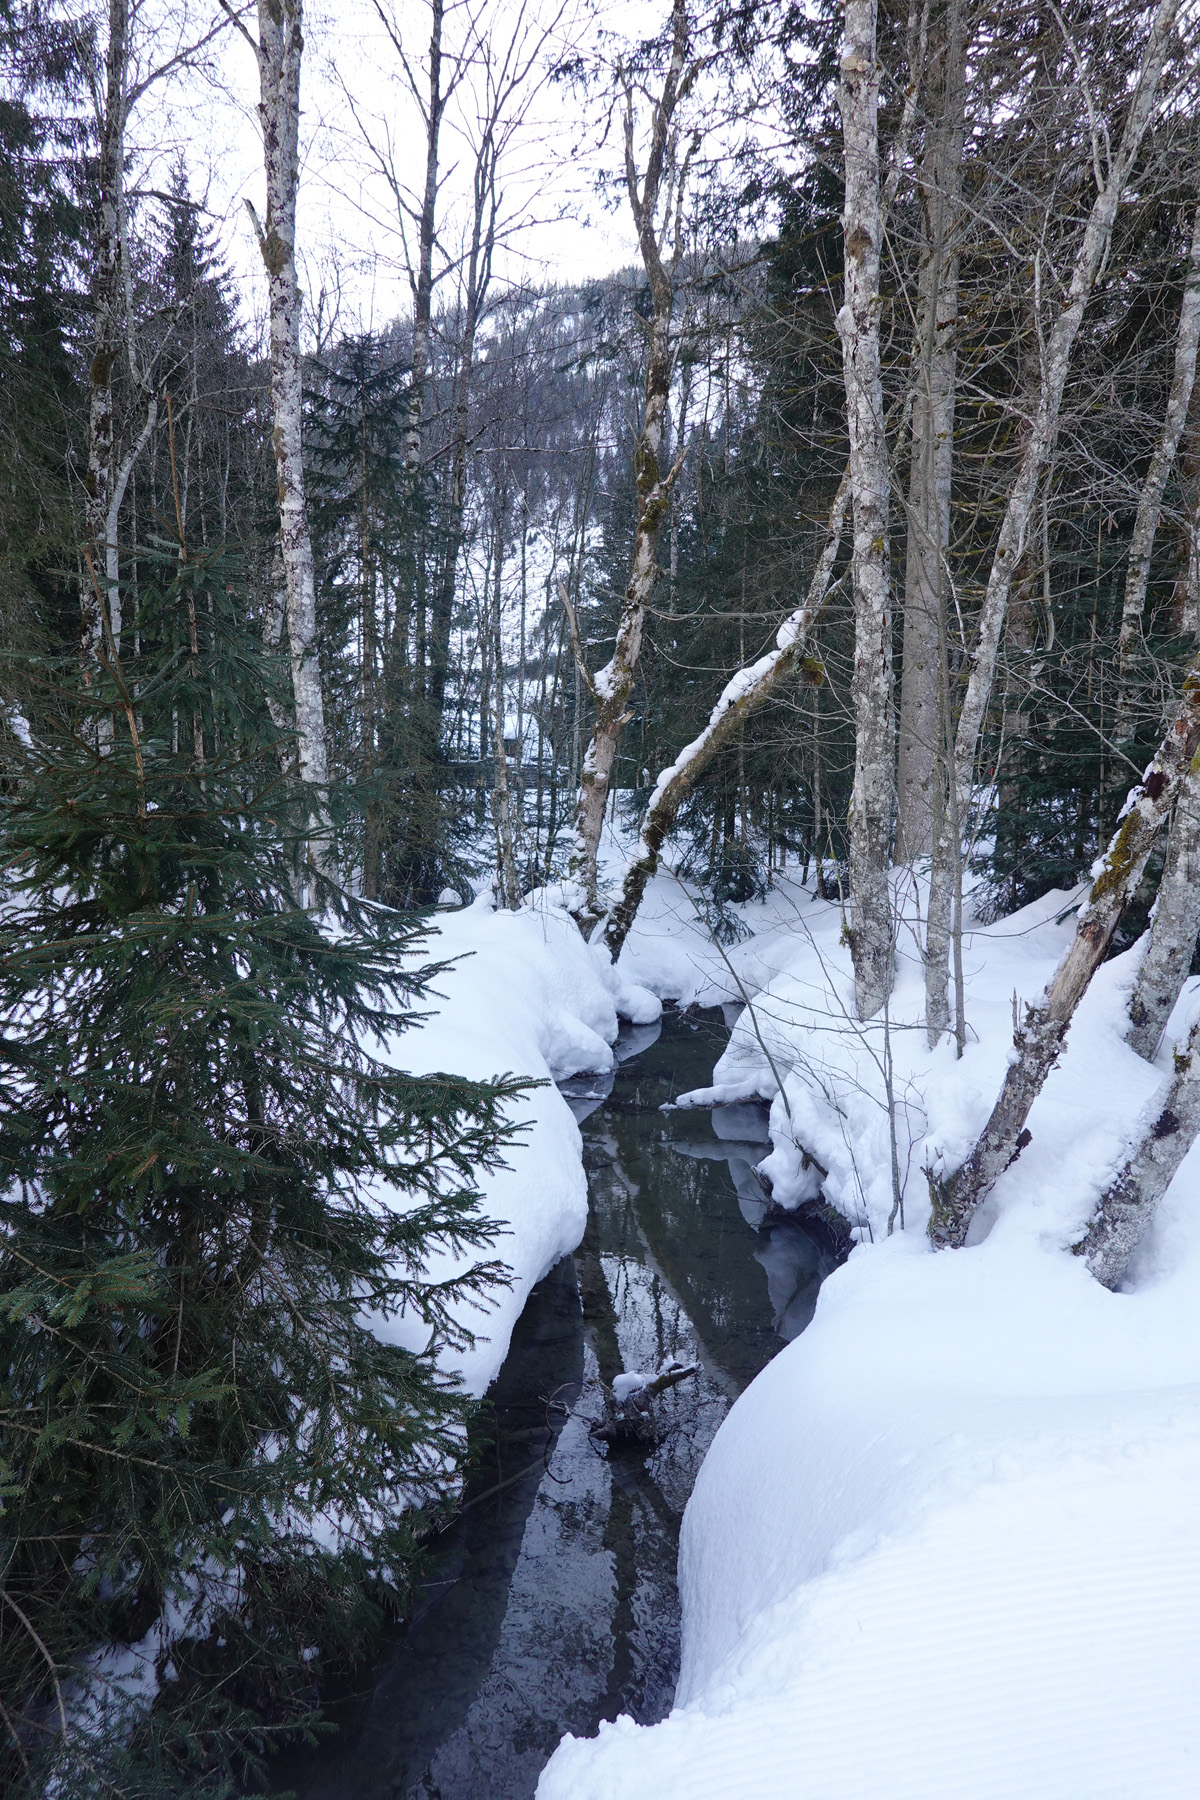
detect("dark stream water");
top-left (275, 1007), bottom-right (843, 1800)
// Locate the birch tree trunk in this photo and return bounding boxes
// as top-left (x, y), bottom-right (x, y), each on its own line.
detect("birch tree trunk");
top-left (1077, 1007), bottom-right (1200, 1289)
top-left (837, 0), bottom-right (895, 1021)
top-left (83, 0), bottom-right (129, 662)
top-left (599, 15), bottom-right (927, 958)
top-left (568, 0), bottom-right (695, 923)
top-left (897, 0), bottom-right (966, 862)
top-left (1126, 764), bottom-right (1200, 1061)
top-left (923, 0), bottom-right (1180, 1031)
top-left (1127, 462), bottom-right (1200, 1062)
top-left (254, 0), bottom-right (328, 796)
top-left (1113, 199), bottom-right (1200, 745)
top-left (928, 650), bottom-right (1200, 1248)
top-left (603, 471), bottom-right (850, 959)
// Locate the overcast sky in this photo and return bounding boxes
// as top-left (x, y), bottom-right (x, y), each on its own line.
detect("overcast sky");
top-left (147, 0), bottom-right (664, 342)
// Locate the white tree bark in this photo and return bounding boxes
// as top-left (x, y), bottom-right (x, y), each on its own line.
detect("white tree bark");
top-left (838, 0), bottom-right (895, 1021)
top-left (83, 0), bottom-right (130, 664)
top-left (897, 0), bottom-right (966, 863)
top-left (253, 0), bottom-right (328, 793)
top-left (598, 5), bottom-right (926, 959)
top-left (1127, 763), bottom-right (1200, 1064)
top-left (929, 648), bottom-right (1200, 1248)
top-left (1114, 199), bottom-right (1200, 744)
top-left (603, 471), bottom-right (851, 959)
top-left (568, 0), bottom-right (695, 922)
top-left (924, 0), bottom-right (1180, 1032)
top-left (1078, 1006), bottom-right (1200, 1289)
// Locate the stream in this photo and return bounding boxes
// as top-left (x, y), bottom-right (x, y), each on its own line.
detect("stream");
top-left (276, 1005), bottom-right (845, 1800)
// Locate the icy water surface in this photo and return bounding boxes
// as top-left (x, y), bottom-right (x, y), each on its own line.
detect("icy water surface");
top-left (274, 1007), bottom-right (844, 1800)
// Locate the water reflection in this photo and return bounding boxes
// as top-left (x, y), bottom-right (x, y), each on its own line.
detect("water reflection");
top-left (274, 1008), bottom-right (843, 1800)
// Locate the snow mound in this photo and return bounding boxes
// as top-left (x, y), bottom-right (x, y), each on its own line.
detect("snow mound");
top-left (540, 1226), bottom-right (1200, 1798)
top-left (539, 864), bottom-right (1200, 1799)
top-left (371, 899), bottom-right (659, 1396)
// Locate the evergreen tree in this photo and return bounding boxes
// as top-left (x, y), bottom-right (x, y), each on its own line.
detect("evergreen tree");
top-left (306, 330), bottom-right (474, 905)
top-left (0, 0), bottom-right (86, 670)
top-left (0, 548), bottom-right (520, 1795)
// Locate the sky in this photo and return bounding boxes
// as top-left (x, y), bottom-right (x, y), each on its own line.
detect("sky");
top-left (144, 0), bottom-right (664, 343)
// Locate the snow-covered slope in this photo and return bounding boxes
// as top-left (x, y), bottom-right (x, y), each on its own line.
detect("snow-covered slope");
top-left (538, 869), bottom-right (1200, 1798)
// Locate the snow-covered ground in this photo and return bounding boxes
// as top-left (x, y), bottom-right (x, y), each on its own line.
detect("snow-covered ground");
top-left (529, 861), bottom-right (1200, 1798)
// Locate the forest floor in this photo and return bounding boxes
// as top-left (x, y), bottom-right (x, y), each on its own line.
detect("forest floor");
top-left (403, 846), bottom-right (1200, 1798)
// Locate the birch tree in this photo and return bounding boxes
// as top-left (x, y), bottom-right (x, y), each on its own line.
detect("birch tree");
top-left (1125, 495), bottom-right (1200, 1063)
top-left (896, 0), bottom-right (967, 863)
top-left (83, 0), bottom-right (133, 663)
top-left (1113, 199), bottom-right (1200, 744)
top-left (82, 0), bottom-right (223, 660)
top-left (355, 0), bottom-right (465, 476)
top-left (602, 472), bottom-right (850, 958)
top-left (223, 0), bottom-right (328, 798)
top-left (598, 4), bottom-right (928, 961)
top-left (1077, 1002), bottom-right (1200, 1287)
top-left (929, 648), bottom-right (1200, 1249)
top-left (567, 0), bottom-right (697, 923)
top-left (923, 0), bottom-right (1181, 1037)
top-left (1125, 765), bottom-right (1200, 1060)
top-left (837, 0), bottom-right (894, 1020)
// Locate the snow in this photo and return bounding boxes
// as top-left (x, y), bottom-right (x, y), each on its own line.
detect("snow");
top-left (534, 863), bottom-right (1200, 1799)
top-left (371, 891), bottom-right (660, 1396)
top-left (611, 1370), bottom-right (652, 1401)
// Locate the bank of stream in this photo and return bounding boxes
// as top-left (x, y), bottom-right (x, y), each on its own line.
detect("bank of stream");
top-left (276, 1005), bottom-right (845, 1800)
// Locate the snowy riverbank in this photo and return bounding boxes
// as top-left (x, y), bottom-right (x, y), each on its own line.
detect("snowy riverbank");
top-left (376, 893), bottom-right (660, 1396)
top-left (529, 869), bottom-right (1200, 1798)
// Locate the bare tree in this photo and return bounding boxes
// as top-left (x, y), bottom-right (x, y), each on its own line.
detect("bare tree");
top-left (603, 472), bottom-right (850, 958)
top-left (1077, 1002), bottom-right (1200, 1287)
top-left (1126, 765), bottom-right (1200, 1060)
top-left (567, 0), bottom-right (697, 923)
top-left (220, 0), bottom-right (328, 805)
top-left (83, 0), bottom-right (225, 660)
top-left (923, 0), bottom-right (1181, 1037)
top-left (597, 3), bottom-right (931, 962)
top-left (838, 0), bottom-right (894, 1020)
top-left (928, 645), bottom-right (1200, 1249)
top-left (896, 0), bottom-right (967, 864)
top-left (1125, 469), bottom-right (1200, 1062)
top-left (1113, 198), bottom-right (1200, 742)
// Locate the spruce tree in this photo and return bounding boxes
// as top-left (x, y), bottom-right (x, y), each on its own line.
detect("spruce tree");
top-left (0, 549), bottom-right (520, 1795)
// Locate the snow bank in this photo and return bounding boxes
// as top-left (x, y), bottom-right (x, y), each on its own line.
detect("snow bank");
top-left (373, 895), bottom-right (659, 1396)
top-left (541, 868), bottom-right (1200, 1798)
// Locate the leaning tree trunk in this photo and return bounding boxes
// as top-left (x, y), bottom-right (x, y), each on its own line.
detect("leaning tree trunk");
top-left (924, 0), bottom-right (1180, 1031)
top-left (255, 0), bottom-right (328, 797)
top-left (603, 471), bottom-right (851, 959)
top-left (600, 16), bottom-right (927, 962)
top-left (1123, 387), bottom-right (1200, 1063)
top-left (1077, 1007), bottom-right (1200, 1289)
top-left (897, 0), bottom-right (966, 864)
top-left (928, 651), bottom-right (1200, 1249)
top-left (1127, 761), bottom-right (1200, 1063)
top-left (838, 0), bottom-right (894, 1021)
top-left (568, 0), bottom-right (694, 923)
top-left (1113, 199), bottom-right (1200, 747)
